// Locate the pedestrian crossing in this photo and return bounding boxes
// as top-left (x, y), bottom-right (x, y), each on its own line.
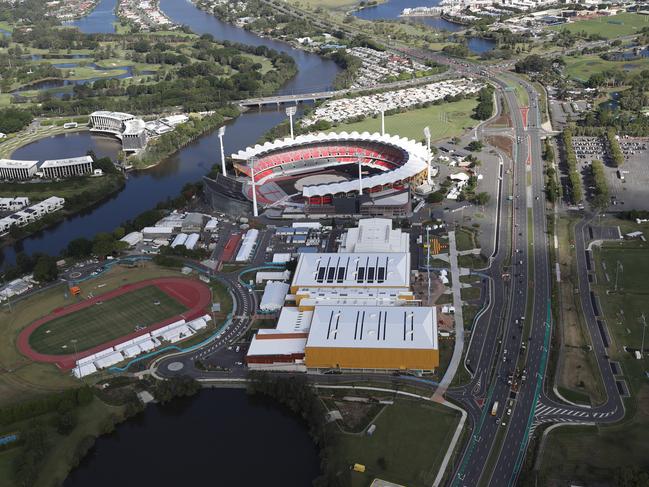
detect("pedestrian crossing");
top-left (535, 404), bottom-right (592, 418)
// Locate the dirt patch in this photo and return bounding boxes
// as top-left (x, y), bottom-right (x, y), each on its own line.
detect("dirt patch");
top-left (488, 114), bottom-right (511, 128)
top-left (486, 135), bottom-right (513, 159)
top-left (437, 312), bottom-right (455, 332)
top-left (333, 400), bottom-right (384, 433)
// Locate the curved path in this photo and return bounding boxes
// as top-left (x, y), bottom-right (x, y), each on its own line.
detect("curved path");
top-left (17, 277), bottom-right (211, 370)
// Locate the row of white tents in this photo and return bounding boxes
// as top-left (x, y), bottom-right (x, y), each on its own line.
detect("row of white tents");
top-left (72, 314), bottom-right (212, 378)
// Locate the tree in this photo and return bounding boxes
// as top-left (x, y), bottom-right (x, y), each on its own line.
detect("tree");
top-left (55, 411), bottom-right (77, 435)
top-left (66, 238), bottom-right (93, 258)
top-left (467, 141), bottom-right (483, 152)
top-left (33, 255), bottom-right (58, 282)
top-left (473, 192), bottom-right (491, 205)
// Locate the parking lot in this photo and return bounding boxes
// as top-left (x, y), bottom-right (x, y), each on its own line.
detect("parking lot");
top-left (573, 136), bottom-right (649, 210)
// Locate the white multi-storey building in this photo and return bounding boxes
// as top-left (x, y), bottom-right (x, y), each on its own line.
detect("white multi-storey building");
top-left (0, 159), bottom-right (38, 180)
top-left (40, 156), bottom-right (93, 179)
top-left (89, 111), bottom-right (148, 152)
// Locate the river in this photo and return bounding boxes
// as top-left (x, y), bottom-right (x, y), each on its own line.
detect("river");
top-left (353, 0), bottom-right (497, 53)
top-left (63, 389), bottom-right (321, 487)
top-left (0, 0), bottom-right (340, 266)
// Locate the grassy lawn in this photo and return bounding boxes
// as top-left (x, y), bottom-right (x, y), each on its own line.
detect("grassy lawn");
top-left (0, 264), bottom-right (183, 407)
top-left (286, 0), bottom-right (364, 11)
top-left (550, 13), bottom-right (649, 39)
top-left (330, 98), bottom-right (479, 142)
top-left (0, 174), bottom-right (122, 202)
top-left (540, 238), bottom-right (649, 484)
top-left (28, 285), bottom-right (187, 355)
top-left (0, 397), bottom-right (125, 487)
top-left (503, 75), bottom-right (529, 107)
top-left (562, 54), bottom-right (649, 81)
top-left (455, 227), bottom-right (478, 252)
top-left (0, 20), bottom-right (14, 32)
top-left (329, 399), bottom-right (460, 487)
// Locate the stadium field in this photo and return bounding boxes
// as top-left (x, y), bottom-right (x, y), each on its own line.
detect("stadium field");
top-left (28, 285), bottom-right (187, 355)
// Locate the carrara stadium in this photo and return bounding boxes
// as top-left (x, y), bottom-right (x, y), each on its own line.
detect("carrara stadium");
top-left (203, 131), bottom-right (437, 218)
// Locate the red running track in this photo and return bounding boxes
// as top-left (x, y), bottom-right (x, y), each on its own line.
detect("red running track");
top-left (17, 277), bottom-right (212, 370)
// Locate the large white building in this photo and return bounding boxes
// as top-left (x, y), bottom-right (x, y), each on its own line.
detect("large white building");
top-left (89, 111), bottom-right (147, 152)
top-left (40, 156), bottom-right (93, 179)
top-left (290, 251), bottom-right (411, 292)
top-left (338, 218), bottom-right (410, 253)
top-left (0, 159), bottom-right (38, 180)
top-left (304, 305), bottom-right (438, 371)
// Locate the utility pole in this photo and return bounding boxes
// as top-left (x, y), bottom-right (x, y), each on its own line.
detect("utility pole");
top-left (286, 106), bottom-right (297, 139)
top-left (218, 125), bottom-right (227, 177)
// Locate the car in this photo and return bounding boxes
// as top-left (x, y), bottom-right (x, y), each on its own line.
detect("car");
top-left (507, 408), bottom-right (512, 416)
top-left (235, 346), bottom-right (240, 353)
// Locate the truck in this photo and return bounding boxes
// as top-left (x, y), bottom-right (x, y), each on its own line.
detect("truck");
top-left (491, 401), bottom-right (499, 416)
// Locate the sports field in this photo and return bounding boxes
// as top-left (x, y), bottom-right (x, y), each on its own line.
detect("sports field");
top-left (28, 286), bottom-right (187, 355)
top-left (550, 13), bottom-right (649, 39)
top-left (331, 98), bottom-right (479, 141)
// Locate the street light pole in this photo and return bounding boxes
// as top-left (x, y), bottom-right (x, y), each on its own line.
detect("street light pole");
top-left (426, 225), bottom-right (431, 302)
top-left (249, 156), bottom-right (258, 217)
top-left (218, 125), bottom-right (227, 177)
top-left (424, 126), bottom-right (432, 184)
top-left (286, 106), bottom-right (297, 140)
top-left (641, 314), bottom-right (647, 358)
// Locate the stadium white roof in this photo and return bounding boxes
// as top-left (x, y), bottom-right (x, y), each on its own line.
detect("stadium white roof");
top-left (230, 131), bottom-right (428, 197)
top-left (292, 252), bottom-right (411, 289)
top-left (339, 218), bottom-right (409, 253)
top-left (41, 156), bottom-right (93, 168)
top-left (296, 287), bottom-right (413, 307)
top-left (306, 305), bottom-right (437, 350)
top-left (0, 159), bottom-right (38, 169)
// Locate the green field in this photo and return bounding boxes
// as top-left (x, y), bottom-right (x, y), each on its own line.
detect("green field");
top-left (28, 285), bottom-right (187, 355)
top-left (329, 399), bottom-right (460, 487)
top-left (539, 241), bottom-right (649, 484)
top-left (550, 13), bottom-right (649, 39)
top-left (330, 98), bottom-right (479, 141)
top-left (562, 54), bottom-right (649, 81)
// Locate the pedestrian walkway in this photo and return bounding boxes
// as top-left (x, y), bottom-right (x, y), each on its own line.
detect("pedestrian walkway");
top-left (433, 231), bottom-right (464, 402)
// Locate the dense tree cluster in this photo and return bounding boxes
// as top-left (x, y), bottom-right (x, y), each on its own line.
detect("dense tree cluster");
top-left (561, 128), bottom-right (583, 204)
top-left (473, 86), bottom-right (495, 120)
top-left (0, 108), bottom-right (32, 133)
top-left (605, 127), bottom-right (624, 167)
top-left (590, 159), bottom-right (610, 209)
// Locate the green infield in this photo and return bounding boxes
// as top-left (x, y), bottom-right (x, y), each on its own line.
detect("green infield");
top-left (28, 285), bottom-right (187, 355)
top-left (330, 98), bottom-right (479, 141)
top-left (550, 13), bottom-right (649, 39)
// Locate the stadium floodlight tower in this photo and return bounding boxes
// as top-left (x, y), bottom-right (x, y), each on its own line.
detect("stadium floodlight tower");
top-left (286, 105), bottom-right (297, 140)
top-left (248, 156), bottom-right (259, 217)
top-left (424, 126), bottom-right (432, 184)
top-left (355, 152), bottom-right (363, 196)
top-left (218, 125), bottom-right (227, 176)
top-left (380, 106), bottom-right (386, 136)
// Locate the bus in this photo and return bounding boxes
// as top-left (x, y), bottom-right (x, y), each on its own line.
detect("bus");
top-left (491, 401), bottom-right (499, 416)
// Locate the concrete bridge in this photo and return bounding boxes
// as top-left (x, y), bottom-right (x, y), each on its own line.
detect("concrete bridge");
top-left (238, 90), bottom-right (339, 108)
top-left (237, 72), bottom-right (458, 108)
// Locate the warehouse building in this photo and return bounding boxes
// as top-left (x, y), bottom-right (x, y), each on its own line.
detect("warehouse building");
top-left (259, 281), bottom-right (290, 312)
top-left (304, 306), bottom-right (438, 371)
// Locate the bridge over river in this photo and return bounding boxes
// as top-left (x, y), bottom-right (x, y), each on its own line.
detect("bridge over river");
top-left (237, 71), bottom-right (457, 107)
